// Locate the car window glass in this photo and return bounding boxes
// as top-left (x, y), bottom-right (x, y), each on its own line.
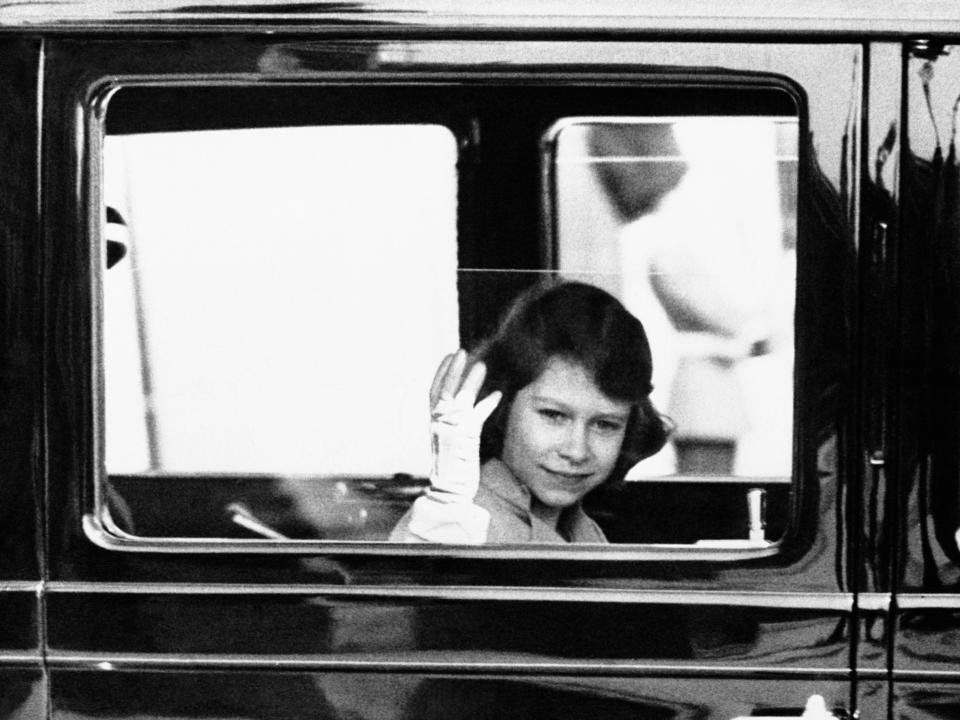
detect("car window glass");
top-left (552, 117), bottom-right (797, 481)
top-left (104, 125), bottom-right (460, 477)
top-left (98, 109), bottom-right (798, 551)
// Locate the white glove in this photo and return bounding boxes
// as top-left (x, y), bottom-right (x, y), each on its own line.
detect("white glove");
top-left (427, 350), bottom-right (502, 501)
top-left (392, 350), bottom-right (502, 544)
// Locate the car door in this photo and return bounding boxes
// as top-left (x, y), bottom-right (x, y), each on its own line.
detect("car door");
top-left (38, 28), bottom-right (868, 720)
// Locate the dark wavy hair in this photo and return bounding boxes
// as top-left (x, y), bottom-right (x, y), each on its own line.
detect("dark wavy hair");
top-left (476, 280), bottom-right (670, 484)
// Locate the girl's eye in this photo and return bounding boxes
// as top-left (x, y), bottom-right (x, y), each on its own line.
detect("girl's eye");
top-left (594, 419), bottom-right (624, 434)
top-left (538, 409), bottom-right (566, 423)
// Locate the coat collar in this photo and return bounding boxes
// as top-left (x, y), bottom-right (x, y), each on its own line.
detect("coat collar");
top-left (479, 459), bottom-right (607, 543)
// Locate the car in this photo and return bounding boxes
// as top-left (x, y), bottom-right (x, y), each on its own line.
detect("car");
top-left (2, 2), bottom-right (960, 719)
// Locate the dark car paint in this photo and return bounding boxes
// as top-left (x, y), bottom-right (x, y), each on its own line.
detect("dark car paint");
top-left (0, 5), bottom-right (959, 719)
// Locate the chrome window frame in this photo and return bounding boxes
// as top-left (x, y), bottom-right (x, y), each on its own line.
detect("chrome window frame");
top-left (75, 38), bottom-right (846, 560)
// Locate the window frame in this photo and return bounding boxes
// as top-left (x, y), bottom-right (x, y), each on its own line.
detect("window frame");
top-left (80, 65), bottom-right (810, 562)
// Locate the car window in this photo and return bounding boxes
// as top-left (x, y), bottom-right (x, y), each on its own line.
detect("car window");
top-left (551, 116), bottom-right (797, 480)
top-left (547, 116), bottom-right (797, 548)
top-left (95, 87), bottom-right (799, 554)
top-left (104, 124), bottom-right (459, 477)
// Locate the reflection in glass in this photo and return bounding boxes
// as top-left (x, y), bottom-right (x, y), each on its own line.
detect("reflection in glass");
top-left (553, 117), bottom-right (798, 481)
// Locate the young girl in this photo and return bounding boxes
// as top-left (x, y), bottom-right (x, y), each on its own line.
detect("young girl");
top-left (390, 281), bottom-right (669, 543)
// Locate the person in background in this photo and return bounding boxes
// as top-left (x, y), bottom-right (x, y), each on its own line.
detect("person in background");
top-left (391, 280), bottom-right (670, 544)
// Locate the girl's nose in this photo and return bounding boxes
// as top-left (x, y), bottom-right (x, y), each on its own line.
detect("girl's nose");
top-left (558, 423), bottom-right (590, 463)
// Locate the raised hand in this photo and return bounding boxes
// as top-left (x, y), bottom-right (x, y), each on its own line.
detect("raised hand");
top-left (428, 350), bottom-right (502, 500)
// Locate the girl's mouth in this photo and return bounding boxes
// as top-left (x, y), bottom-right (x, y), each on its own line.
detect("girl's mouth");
top-left (542, 467), bottom-right (592, 482)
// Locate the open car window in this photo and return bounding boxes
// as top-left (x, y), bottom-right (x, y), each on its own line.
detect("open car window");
top-left (102, 123), bottom-right (460, 540)
top-left (104, 124), bottom-right (459, 477)
top-left (95, 85), bottom-right (800, 554)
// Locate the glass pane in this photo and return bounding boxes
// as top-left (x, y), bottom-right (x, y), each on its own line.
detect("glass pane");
top-left (103, 125), bottom-right (459, 479)
top-left (100, 113), bottom-right (795, 549)
top-left (553, 117), bottom-right (798, 482)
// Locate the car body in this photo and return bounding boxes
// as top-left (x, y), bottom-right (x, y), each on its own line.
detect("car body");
top-left (2, 2), bottom-right (960, 719)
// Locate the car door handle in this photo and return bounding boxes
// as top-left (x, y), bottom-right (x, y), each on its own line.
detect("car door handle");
top-left (730, 695), bottom-right (839, 720)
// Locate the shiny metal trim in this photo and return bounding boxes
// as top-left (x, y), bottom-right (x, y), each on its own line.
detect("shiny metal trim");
top-left (856, 593), bottom-right (891, 611)
top-left (82, 59), bottom-right (810, 563)
top-left (45, 579), bottom-right (855, 610)
top-left (890, 669), bottom-right (960, 681)
top-left (0, 652), bottom-right (43, 665)
top-left (895, 593), bottom-right (960, 609)
top-left (0, 582), bottom-right (42, 593)
top-left (88, 79), bottom-right (117, 520)
top-left (43, 649), bottom-right (855, 677)
top-left (2, 0), bottom-right (960, 35)
top-left (84, 511), bottom-right (784, 561)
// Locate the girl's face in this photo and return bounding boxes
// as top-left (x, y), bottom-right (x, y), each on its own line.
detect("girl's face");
top-left (500, 356), bottom-right (631, 508)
